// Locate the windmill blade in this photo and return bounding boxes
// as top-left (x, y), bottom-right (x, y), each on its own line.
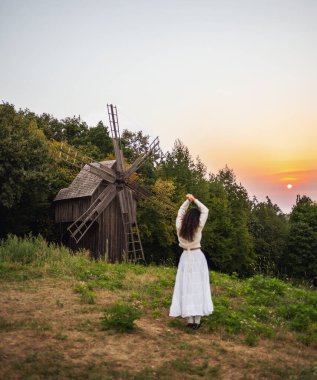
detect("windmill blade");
top-left (125, 179), bottom-right (176, 216)
top-left (107, 104), bottom-right (125, 173)
top-left (125, 179), bottom-right (153, 199)
top-left (68, 184), bottom-right (117, 243)
top-left (123, 136), bottom-right (161, 179)
top-left (51, 139), bottom-right (116, 183)
top-left (85, 163), bottom-right (117, 183)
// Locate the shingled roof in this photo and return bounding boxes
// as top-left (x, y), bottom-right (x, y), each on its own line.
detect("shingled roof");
top-left (54, 160), bottom-right (116, 201)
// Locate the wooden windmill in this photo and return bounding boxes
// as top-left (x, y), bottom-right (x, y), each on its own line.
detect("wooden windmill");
top-left (54, 104), bottom-right (166, 262)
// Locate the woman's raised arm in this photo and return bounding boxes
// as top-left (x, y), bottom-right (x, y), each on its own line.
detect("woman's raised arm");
top-left (176, 200), bottom-right (190, 230)
top-left (194, 199), bottom-right (209, 228)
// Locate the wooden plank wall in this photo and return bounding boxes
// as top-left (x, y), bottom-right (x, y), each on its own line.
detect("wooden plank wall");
top-left (55, 198), bottom-right (91, 223)
top-left (99, 196), bottom-right (126, 262)
top-left (60, 221), bottom-right (99, 258)
top-left (55, 184), bottom-right (132, 262)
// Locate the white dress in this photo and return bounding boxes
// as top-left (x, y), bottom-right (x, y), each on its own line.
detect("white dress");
top-left (169, 199), bottom-right (214, 318)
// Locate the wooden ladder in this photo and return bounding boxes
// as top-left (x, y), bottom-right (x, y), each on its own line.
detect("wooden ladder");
top-left (122, 216), bottom-right (145, 263)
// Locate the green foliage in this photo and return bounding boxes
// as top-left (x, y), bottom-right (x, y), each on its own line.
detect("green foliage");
top-left (138, 179), bottom-right (177, 263)
top-left (246, 275), bottom-right (287, 295)
top-left (250, 197), bottom-right (288, 276)
top-left (101, 302), bottom-right (142, 332)
top-left (278, 304), bottom-right (317, 332)
top-left (206, 305), bottom-right (242, 333)
top-left (0, 103), bottom-right (60, 237)
top-left (121, 129), bottom-right (151, 163)
top-left (206, 167), bottom-right (255, 275)
top-left (283, 196), bottom-right (317, 279)
top-left (0, 104), bottom-right (113, 240)
top-left (85, 121), bottom-right (113, 157)
top-left (206, 272), bottom-right (317, 345)
top-left (0, 234), bottom-right (41, 265)
top-left (159, 139), bottom-right (209, 202)
top-left (0, 234), bottom-right (61, 264)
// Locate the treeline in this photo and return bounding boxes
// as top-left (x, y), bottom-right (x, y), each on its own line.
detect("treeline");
top-left (1, 103), bottom-right (317, 280)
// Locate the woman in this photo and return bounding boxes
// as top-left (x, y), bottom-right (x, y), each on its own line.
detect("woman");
top-left (169, 194), bottom-right (213, 329)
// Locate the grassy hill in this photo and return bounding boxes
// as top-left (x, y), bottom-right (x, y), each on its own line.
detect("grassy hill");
top-left (0, 235), bottom-right (316, 380)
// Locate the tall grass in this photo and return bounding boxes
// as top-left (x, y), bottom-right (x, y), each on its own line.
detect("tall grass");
top-left (0, 234), bottom-right (88, 278)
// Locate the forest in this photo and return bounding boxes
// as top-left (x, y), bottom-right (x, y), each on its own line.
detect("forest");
top-left (1, 102), bottom-right (317, 281)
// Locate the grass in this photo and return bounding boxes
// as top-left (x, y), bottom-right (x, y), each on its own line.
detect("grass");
top-left (207, 272), bottom-right (317, 345)
top-left (74, 283), bottom-right (96, 304)
top-left (0, 316), bottom-right (51, 332)
top-left (0, 235), bottom-right (317, 379)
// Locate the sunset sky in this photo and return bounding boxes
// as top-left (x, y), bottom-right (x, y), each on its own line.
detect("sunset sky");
top-left (1, 0), bottom-right (316, 212)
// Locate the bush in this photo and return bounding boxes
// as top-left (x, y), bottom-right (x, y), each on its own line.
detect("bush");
top-left (101, 302), bottom-right (142, 332)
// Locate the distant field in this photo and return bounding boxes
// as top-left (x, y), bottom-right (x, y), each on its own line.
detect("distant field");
top-left (0, 236), bottom-right (316, 379)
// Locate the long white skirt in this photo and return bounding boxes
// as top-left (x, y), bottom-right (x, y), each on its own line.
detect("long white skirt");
top-left (169, 249), bottom-right (214, 318)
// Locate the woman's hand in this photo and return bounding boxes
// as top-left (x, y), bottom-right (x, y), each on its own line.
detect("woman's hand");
top-left (186, 194), bottom-right (196, 202)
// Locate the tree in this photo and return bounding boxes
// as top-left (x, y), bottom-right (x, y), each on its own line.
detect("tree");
top-left (121, 129), bottom-right (151, 162)
top-left (121, 129), bottom-right (158, 187)
top-left (159, 139), bottom-right (209, 202)
top-left (250, 197), bottom-right (288, 275)
top-left (283, 196), bottom-right (317, 279)
top-left (0, 103), bottom-right (60, 237)
top-left (137, 179), bottom-right (177, 264)
top-left (86, 121), bottom-right (113, 158)
top-left (36, 112), bottom-right (113, 160)
top-left (206, 167), bottom-right (255, 275)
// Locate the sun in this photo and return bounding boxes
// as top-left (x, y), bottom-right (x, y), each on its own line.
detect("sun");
top-left (287, 184), bottom-right (293, 189)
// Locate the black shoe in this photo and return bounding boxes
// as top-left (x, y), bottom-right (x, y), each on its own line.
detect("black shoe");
top-left (192, 323), bottom-right (201, 330)
top-left (186, 323), bottom-right (194, 328)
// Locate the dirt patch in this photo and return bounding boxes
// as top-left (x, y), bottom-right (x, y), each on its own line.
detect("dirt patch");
top-left (1, 278), bottom-right (316, 379)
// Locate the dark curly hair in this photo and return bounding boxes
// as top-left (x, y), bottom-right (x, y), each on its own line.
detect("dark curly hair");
top-left (179, 207), bottom-right (201, 242)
